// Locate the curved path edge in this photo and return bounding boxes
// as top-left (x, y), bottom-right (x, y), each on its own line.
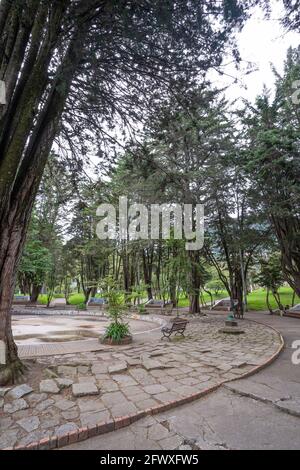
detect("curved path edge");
top-left (4, 318), bottom-right (284, 451)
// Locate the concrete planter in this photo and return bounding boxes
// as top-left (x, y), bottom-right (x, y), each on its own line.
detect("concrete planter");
top-left (100, 335), bottom-right (133, 345)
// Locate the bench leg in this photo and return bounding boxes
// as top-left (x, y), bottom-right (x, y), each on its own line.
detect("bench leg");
top-left (161, 331), bottom-right (171, 340)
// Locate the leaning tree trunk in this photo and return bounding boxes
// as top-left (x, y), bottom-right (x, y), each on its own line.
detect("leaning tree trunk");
top-left (0, 195), bottom-right (35, 384)
top-left (0, 3), bottom-right (91, 384)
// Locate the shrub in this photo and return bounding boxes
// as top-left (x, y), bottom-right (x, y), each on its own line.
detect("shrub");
top-left (77, 302), bottom-right (87, 310)
top-left (104, 322), bottom-right (130, 341)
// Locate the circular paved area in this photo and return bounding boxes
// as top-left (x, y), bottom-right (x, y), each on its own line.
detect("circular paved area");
top-left (63, 311), bottom-right (300, 451)
top-left (13, 314), bottom-right (162, 357)
top-left (0, 313), bottom-right (282, 449)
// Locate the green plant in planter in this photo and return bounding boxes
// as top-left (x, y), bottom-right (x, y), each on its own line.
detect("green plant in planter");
top-left (101, 277), bottom-right (131, 342)
top-left (105, 322), bottom-right (130, 342)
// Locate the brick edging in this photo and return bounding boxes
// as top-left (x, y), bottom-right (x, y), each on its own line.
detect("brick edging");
top-left (4, 319), bottom-right (284, 451)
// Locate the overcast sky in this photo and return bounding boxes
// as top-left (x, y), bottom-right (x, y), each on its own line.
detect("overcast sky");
top-left (211, 1), bottom-right (299, 105)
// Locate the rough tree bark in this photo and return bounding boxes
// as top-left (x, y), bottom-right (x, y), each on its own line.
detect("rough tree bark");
top-left (0, 1), bottom-right (93, 384)
top-left (271, 214), bottom-right (300, 297)
top-left (188, 251), bottom-right (201, 314)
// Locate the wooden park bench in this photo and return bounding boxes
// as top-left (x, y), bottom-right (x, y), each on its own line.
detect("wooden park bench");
top-left (161, 318), bottom-right (189, 340)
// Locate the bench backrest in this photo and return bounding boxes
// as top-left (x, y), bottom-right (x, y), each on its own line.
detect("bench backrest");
top-left (170, 320), bottom-right (188, 331)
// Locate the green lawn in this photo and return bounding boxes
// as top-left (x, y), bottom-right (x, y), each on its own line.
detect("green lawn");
top-left (35, 287), bottom-right (299, 311)
top-left (247, 287), bottom-right (299, 311)
top-left (178, 287), bottom-right (299, 311)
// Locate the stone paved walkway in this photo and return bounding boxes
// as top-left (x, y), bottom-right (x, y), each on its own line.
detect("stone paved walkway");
top-left (64, 312), bottom-right (300, 450)
top-left (0, 314), bottom-right (281, 449)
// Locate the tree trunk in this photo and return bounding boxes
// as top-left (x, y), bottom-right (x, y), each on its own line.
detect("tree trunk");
top-left (170, 284), bottom-right (177, 307)
top-left (189, 293), bottom-right (200, 314)
top-left (91, 287), bottom-right (97, 297)
top-left (0, 8), bottom-right (91, 383)
top-left (83, 288), bottom-right (92, 305)
top-left (188, 251), bottom-right (201, 314)
top-left (271, 214), bottom-right (300, 296)
top-left (266, 288), bottom-right (274, 314)
top-left (30, 283), bottom-right (41, 303)
top-left (142, 249), bottom-right (153, 300)
top-left (0, 217), bottom-right (29, 384)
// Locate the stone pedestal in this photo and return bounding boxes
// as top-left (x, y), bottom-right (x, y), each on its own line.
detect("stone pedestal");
top-left (225, 320), bottom-right (238, 327)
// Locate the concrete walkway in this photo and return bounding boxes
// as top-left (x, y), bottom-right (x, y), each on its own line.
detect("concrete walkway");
top-left (63, 312), bottom-right (300, 450)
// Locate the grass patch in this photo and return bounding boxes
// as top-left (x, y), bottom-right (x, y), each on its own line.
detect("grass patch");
top-left (247, 287), bottom-right (299, 311)
top-left (36, 287), bottom-right (299, 311)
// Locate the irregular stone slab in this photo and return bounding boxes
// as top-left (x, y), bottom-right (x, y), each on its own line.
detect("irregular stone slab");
top-left (40, 379), bottom-right (60, 394)
top-left (55, 422), bottom-right (78, 437)
top-left (62, 409), bottom-right (79, 420)
top-left (126, 358), bottom-right (141, 366)
top-left (135, 398), bottom-right (159, 410)
top-left (0, 429), bottom-right (19, 449)
top-left (101, 391), bottom-right (127, 407)
top-left (17, 416), bottom-right (40, 432)
top-left (108, 362), bottom-right (127, 374)
top-left (27, 393), bottom-right (48, 406)
top-left (55, 378), bottom-right (73, 389)
top-left (0, 416), bottom-right (13, 429)
top-left (35, 398), bottom-right (55, 412)
top-left (0, 386), bottom-right (11, 397)
top-left (91, 364), bottom-right (108, 375)
top-left (143, 384), bottom-right (168, 395)
top-left (100, 380), bottom-right (119, 392)
top-left (72, 382), bottom-right (99, 397)
top-left (110, 401), bottom-right (138, 418)
top-left (17, 430), bottom-right (49, 447)
top-left (54, 398), bottom-right (76, 411)
top-left (129, 368), bottom-right (157, 385)
top-left (45, 368), bottom-right (59, 379)
top-left (77, 398), bottom-right (106, 413)
top-left (57, 365), bottom-right (77, 377)
top-left (111, 374), bottom-right (138, 387)
top-left (142, 359), bottom-right (167, 371)
top-left (40, 415), bottom-right (60, 429)
top-left (7, 384), bottom-right (33, 400)
top-left (80, 410), bottom-right (110, 427)
top-left (230, 360), bottom-right (247, 368)
top-left (160, 434), bottom-right (183, 450)
top-left (148, 422), bottom-right (170, 440)
top-left (78, 376), bottom-right (96, 383)
top-left (4, 398), bottom-right (29, 413)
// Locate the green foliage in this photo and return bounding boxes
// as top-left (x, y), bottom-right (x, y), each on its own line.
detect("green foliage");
top-left (254, 254), bottom-right (285, 292)
top-left (77, 302), bottom-right (87, 310)
top-left (104, 322), bottom-right (130, 341)
top-left (101, 276), bottom-right (131, 339)
top-left (18, 214), bottom-right (53, 293)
